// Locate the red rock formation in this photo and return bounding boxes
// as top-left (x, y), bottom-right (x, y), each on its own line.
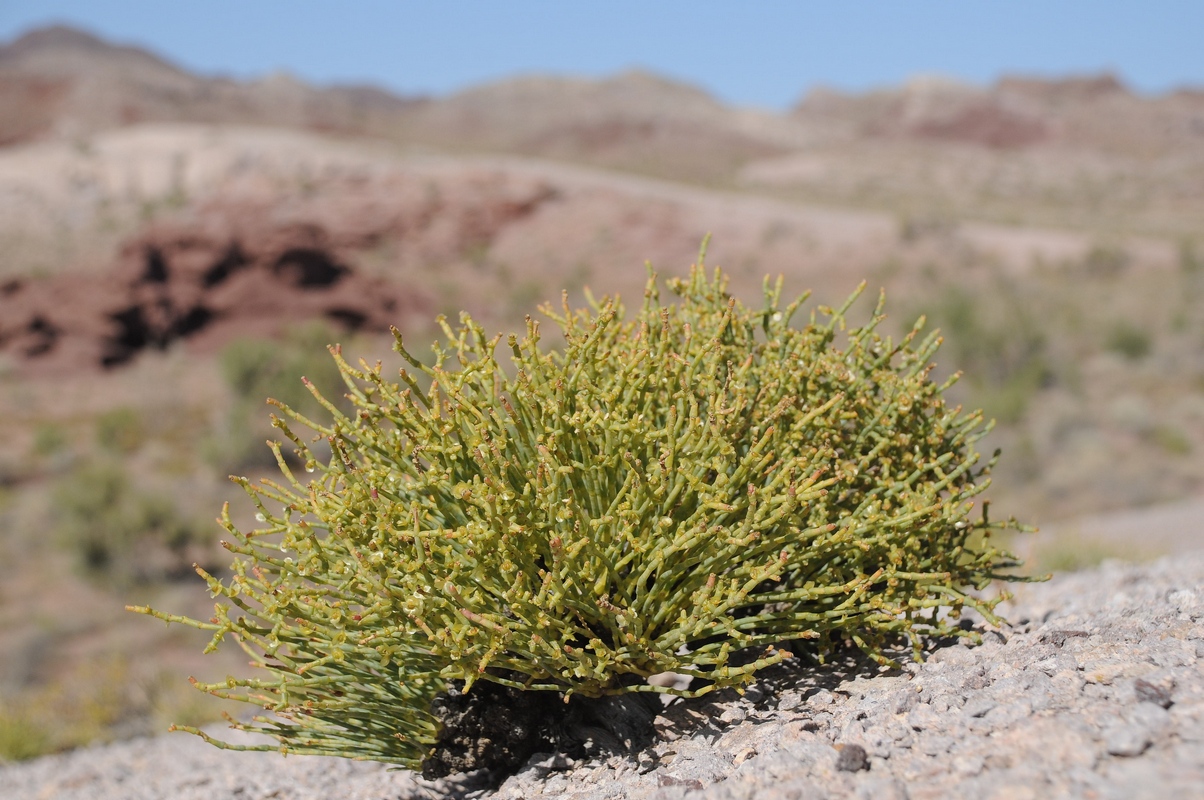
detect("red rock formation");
top-left (851, 78), bottom-right (1052, 150)
top-left (0, 169), bottom-right (559, 374)
top-left (906, 101), bottom-right (1050, 149)
top-left (995, 73), bottom-right (1129, 104)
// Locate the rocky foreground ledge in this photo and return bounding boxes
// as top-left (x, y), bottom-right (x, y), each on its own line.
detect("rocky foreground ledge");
top-left (5, 554), bottom-right (1203, 800)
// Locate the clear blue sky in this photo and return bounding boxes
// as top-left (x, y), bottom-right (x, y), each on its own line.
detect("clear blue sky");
top-left (0, 2), bottom-right (1199, 109)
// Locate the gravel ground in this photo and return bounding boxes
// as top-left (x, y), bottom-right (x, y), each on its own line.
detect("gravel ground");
top-left (4, 553), bottom-right (1203, 800)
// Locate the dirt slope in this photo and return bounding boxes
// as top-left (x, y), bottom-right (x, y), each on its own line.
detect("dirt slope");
top-left (0, 123), bottom-right (1180, 377)
top-left (4, 25), bottom-right (1204, 236)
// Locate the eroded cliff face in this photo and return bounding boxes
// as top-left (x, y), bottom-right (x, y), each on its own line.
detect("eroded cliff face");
top-left (6, 25), bottom-right (1204, 198)
top-left (0, 167), bottom-right (559, 373)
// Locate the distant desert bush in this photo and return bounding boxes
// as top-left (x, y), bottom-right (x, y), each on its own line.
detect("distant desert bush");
top-left (208, 322), bottom-right (348, 471)
top-left (94, 407), bottom-right (147, 455)
top-left (909, 280), bottom-right (1051, 424)
top-left (1105, 321), bottom-right (1152, 361)
top-left (52, 460), bottom-right (208, 584)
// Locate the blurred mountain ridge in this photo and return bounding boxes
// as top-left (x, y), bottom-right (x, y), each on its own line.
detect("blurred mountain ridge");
top-left (5, 24), bottom-right (1204, 162)
top-left (0, 24), bottom-right (425, 146)
top-left (2, 23), bottom-right (1202, 379)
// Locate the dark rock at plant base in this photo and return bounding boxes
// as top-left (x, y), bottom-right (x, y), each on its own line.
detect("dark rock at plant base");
top-left (421, 680), bottom-right (663, 780)
top-left (422, 681), bottom-right (561, 780)
top-left (559, 691), bottom-right (662, 759)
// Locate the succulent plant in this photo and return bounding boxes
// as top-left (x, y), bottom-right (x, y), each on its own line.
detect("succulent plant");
top-left (131, 247), bottom-right (1029, 771)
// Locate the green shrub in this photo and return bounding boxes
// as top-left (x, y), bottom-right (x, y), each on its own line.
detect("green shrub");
top-left (54, 461), bottom-right (136, 574)
top-left (95, 407), bottom-right (146, 455)
top-left (0, 703), bottom-right (52, 761)
top-left (133, 257), bottom-right (1030, 770)
top-left (1178, 240), bottom-right (1201, 276)
top-left (912, 283), bottom-right (1050, 423)
top-left (211, 322), bottom-right (347, 470)
top-left (0, 658), bottom-right (130, 761)
top-left (220, 322), bottom-right (346, 412)
top-left (1151, 425), bottom-right (1191, 456)
top-left (32, 423), bottom-right (68, 459)
top-left (1083, 244), bottom-right (1130, 278)
top-left (53, 461), bottom-right (206, 584)
top-left (1106, 321), bottom-right (1152, 361)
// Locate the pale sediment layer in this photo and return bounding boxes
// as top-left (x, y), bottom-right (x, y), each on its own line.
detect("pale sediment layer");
top-left (3, 553), bottom-right (1202, 800)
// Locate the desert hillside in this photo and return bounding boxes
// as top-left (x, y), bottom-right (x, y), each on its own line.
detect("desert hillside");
top-left (4, 24), bottom-right (1204, 235)
top-left (0, 24), bottom-right (1201, 767)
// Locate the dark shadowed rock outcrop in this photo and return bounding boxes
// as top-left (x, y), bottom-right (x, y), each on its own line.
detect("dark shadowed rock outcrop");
top-left (0, 168), bottom-right (559, 373)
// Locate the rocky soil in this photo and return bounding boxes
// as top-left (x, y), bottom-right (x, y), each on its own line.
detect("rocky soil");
top-left (4, 552), bottom-right (1202, 800)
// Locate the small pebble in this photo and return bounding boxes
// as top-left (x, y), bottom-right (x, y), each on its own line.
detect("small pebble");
top-left (808, 689), bottom-right (835, 707)
top-left (777, 693), bottom-right (803, 712)
top-left (1133, 678), bottom-right (1173, 709)
top-left (1039, 630), bottom-right (1089, 648)
top-left (836, 743), bottom-right (869, 772)
top-left (1106, 724), bottom-right (1152, 757)
top-left (982, 630), bottom-right (1008, 645)
top-left (962, 697), bottom-right (996, 718)
top-left (893, 689), bottom-right (918, 715)
top-left (732, 747), bottom-right (757, 766)
top-left (657, 774), bottom-right (704, 789)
